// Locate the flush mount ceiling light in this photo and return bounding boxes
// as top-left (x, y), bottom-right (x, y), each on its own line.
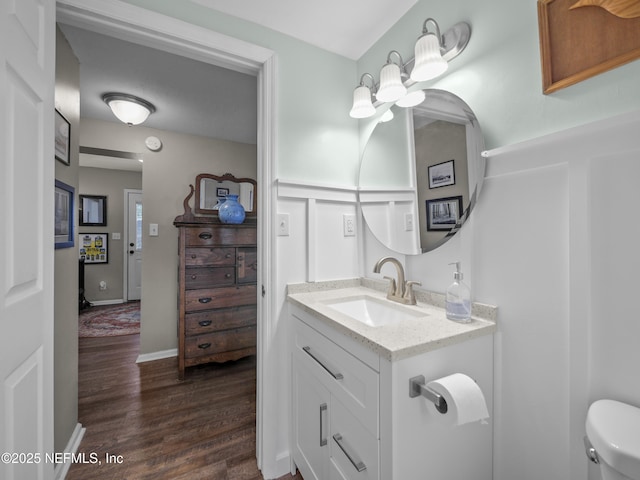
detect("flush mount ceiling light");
top-left (349, 73), bottom-right (377, 119)
top-left (349, 18), bottom-right (470, 119)
top-left (102, 93), bottom-right (156, 126)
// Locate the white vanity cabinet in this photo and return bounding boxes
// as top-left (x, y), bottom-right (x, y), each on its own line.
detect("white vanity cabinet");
top-left (289, 293), bottom-right (494, 480)
top-left (292, 308), bottom-right (380, 480)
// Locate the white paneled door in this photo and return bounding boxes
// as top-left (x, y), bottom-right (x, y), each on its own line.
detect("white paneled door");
top-left (0, 0), bottom-right (56, 479)
top-left (126, 190), bottom-right (143, 301)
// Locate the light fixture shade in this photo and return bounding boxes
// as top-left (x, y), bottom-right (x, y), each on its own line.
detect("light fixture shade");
top-left (411, 33), bottom-right (448, 82)
top-left (396, 89), bottom-right (426, 108)
top-left (376, 63), bottom-right (407, 103)
top-left (349, 85), bottom-right (376, 119)
top-left (102, 93), bottom-right (156, 126)
top-left (379, 109), bottom-right (394, 123)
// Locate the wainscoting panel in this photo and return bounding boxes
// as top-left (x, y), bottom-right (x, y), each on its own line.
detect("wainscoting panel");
top-left (277, 180), bottom-right (360, 282)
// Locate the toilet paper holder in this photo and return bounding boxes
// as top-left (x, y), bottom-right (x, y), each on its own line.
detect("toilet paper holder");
top-left (409, 375), bottom-right (448, 414)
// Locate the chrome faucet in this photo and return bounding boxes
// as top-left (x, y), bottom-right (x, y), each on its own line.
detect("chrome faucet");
top-left (373, 256), bottom-right (421, 305)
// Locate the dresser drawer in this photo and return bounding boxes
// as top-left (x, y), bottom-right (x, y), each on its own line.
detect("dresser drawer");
top-left (185, 285), bottom-right (257, 312)
top-left (185, 247), bottom-right (235, 266)
top-left (185, 266), bottom-right (235, 289)
top-left (185, 305), bottom-right (256, 335)
top-left (237, 247), bottom-right (257, 284)
top-left (185, 226), bottom-right (257, 246)
top-left (294, 319), bottom-right (379, 437)
top-left (185, 325), bottom-right (256, 359)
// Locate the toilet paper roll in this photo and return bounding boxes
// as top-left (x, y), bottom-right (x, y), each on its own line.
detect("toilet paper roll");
top-left (426, 373), bottom-right (489, 426)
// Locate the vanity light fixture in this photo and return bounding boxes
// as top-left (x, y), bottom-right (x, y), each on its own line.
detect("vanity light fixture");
top-left (395, 89), bottom-right (426, 108)
top-left (410, 18), bottom-right (448, 82)
top-left (349, 18), bottom-right (471, 119)
top-left (349, 73), bottom-right (377, 119)
top-left (379, 109), bottom-right (394, 123)
top-left (102, 92), bottom-right (156, 126)
top-left (376, 51), bottom-right (408, 103)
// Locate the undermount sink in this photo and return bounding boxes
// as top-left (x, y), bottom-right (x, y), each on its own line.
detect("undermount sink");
top-left (323, 295), bottom-right (425, 327)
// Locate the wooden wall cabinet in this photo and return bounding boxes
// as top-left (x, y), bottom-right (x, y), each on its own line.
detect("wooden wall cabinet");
top-left (174, 218), bottom-right (257, 379)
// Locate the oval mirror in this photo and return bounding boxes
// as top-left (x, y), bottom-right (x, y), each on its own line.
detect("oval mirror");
top-left (358, 89), bottom-right (485, 255)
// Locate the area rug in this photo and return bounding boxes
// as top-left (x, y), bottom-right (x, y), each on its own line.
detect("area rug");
top-left (79, 302), bottom-right (140, 338)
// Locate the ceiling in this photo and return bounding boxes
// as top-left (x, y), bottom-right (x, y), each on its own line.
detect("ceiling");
top-left (190, 0), bottom-right (418, 60)
top-left (58, 1), bottom-right (416, 170)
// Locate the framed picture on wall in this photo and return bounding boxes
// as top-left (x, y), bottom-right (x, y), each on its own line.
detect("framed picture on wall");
top-left (54, 180), bottom-right (74, 249)
top-left (426, 196), bottom-right (463, 231)
top-left (79, 194), bottom-right (107, 226)
top-left (428, 159), bottom-right (455, 189)
top-left (55, 110), bottom-right (71, 165)
top-left (79, 233), bottom-right (108, 264)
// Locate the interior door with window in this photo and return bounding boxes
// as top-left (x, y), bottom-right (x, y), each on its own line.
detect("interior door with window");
top-left (0, 0), bottom-right (56, 479)
top-left (126, 190), bottom-right (143, 301)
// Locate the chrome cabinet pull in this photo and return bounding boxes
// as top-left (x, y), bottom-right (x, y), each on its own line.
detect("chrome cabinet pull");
top-left (198, 320), bottom-right (212, 327)
top-left (198, 232), bottom-right (212, 239)
top-left (198, 342), bottom-right (211, 349)
top-left (333, 433), bottom-right (366, 472)
top-left (302, 346), bottom-right (343, 380)
top-left (198, 297), bottom-right (212, 304)
top-left (319, 403), bottom-right (328, 447)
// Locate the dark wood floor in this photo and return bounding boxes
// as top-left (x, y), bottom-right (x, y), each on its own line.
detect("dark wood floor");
top-left (67, 334), bottom-right (302, 480)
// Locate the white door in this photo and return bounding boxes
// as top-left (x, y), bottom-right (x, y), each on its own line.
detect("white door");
top-left (126, 190), bottom-right (143, 301)
top-left (0, 1), bottom-right (56, 479)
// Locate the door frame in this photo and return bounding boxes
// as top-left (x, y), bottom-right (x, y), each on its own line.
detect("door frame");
top-left (56, 0), bottom-right (278, 474)
top-left (123, 189), bottom-right (143, 302)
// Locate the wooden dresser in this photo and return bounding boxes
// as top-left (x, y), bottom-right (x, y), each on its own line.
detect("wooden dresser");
top-left (174, 219), bottom-right (257, 379)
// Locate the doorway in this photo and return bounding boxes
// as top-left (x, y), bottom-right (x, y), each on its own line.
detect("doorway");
top-left (57, 1), bottom-right (277, 474)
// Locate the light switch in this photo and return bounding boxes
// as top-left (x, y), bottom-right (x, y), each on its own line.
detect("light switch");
top-left (149, 223), bottom-right (159, 236)
top-left (112, 232), bottom-right (121, 240)
top-left (343, 214), bottom-right (356, 236)
top-left (277, 213), bottom-right (290, 236)
top-left (404, 213), bottom-right (414, 231)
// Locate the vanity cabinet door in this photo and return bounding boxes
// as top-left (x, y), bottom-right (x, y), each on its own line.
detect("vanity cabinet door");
top-left (292, 351), bottom-right (330, 480)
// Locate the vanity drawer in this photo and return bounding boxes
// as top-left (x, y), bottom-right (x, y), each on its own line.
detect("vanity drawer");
top-left (185, 306), bottom-right (256, 335)
top-left (185, 266), bottom-right (235, 289)
top-left (185, 247), bottom-right (235, 266)
top-left (185, 226), bottom-right (257, 246)
top-left (185, 325), bottom-right (256, 359)
top-left (294, 319), bottom-right (379, 437)
top-left (185, 285), bottom-right (257, 312)
top-left (330, 396), bottom-right (379, 480)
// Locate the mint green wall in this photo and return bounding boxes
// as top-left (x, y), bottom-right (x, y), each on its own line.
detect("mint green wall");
top-left (359, 0), bottom-right (640, 150)
top-left (120, 0), bottom-right (360, 185)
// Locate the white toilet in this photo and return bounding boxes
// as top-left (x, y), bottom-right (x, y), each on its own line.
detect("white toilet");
top-left (585, 399), bottom-right (640, 480)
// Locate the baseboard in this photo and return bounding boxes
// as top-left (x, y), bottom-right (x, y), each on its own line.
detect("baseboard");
top-left (136, 348), bottom-right (177, 363)
top-left (89, 299), bottom-right (124, 306)
top-left (263, 451), bottom-right (292, 480)
top-left (54, 423), bottom-right (85, 480)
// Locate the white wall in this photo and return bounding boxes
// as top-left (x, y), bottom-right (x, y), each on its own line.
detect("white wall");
top-left (403, 110), bottom-right (639, 480)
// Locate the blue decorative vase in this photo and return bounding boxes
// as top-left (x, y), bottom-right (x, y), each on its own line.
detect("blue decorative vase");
top-left (218, 194), bottom-right (245, 224)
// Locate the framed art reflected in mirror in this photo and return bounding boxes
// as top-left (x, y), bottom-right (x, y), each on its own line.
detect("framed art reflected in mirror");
top-left (426, 196), bottom-right (463, 231)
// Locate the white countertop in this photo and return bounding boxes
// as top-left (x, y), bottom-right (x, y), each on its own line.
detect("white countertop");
top-left (287, 279), bottom-right (497, 362)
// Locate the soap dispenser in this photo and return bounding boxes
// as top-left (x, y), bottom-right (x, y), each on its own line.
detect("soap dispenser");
top-left (446, 262), bottom-right (471, 323)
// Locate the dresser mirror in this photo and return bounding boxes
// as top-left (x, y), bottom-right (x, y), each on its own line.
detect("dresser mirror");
top-left (194, 173), bottom-right (257, 217)
top-left (358, 89), bottom-right (485, 255)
